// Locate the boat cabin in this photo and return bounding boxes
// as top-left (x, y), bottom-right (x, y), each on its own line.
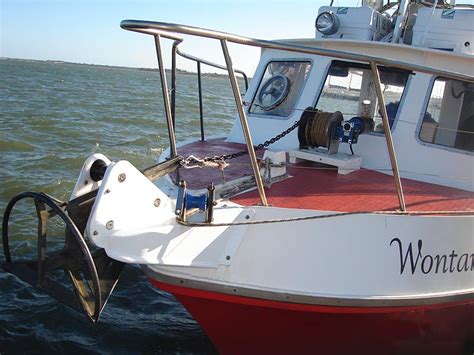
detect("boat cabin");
top-left (119, 2), bottom-right (474, 214)
top-left (226, 41), bottom-right (474, 192)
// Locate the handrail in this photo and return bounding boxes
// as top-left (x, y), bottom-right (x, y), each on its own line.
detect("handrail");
top-left (175, 47), bottom-right (249, 141)
top-left (121, 18), bottom-right (473, 208)
top-left (176, 48), bottom-right (249, 91)
top-left (123, 20), bottom-right (269, 205)
top-left (121, 20), bottom-right (474, 83)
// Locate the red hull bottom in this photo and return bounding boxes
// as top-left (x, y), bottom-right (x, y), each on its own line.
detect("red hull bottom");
top-left (149, 279), bottom-right (473, 355)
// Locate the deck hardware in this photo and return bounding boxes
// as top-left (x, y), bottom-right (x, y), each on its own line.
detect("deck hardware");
top-left (154, 198), bottom-right (161, 207)
top-left (106, 220), bottom-right (114, 230)
top-left (105, 189), bottom-right (111, 194)
top-left (205, 183), bottom-right (215, 223)
top-left (226, 255), bottom-right (231, 261)
top-left (118, 173), bottom-right (126, 183)
top-left (154, 34), bottom-right (178, 158)
top-left (141, 155), bottom-right (183, 181)
top-left (370, 61), bottom-right (406, 212)
top-left (220, 38), bottom-right (268, 207)
top-left (93, 230), bottom-right (98, 236)
top-left (175, 180), bottom-right (187, 221)
top-left (176, 180), bottom-right (215, 223)
top-left (89, 159), bottom-right (108, 182)
top-left (170, 39), bottom-right (182, 129)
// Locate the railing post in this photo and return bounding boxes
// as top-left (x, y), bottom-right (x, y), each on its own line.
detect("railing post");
top-left (197, 62), bottom-right (205, 141)
top-left (154, 34), bottom-right (177, 158)
top-left (171, 41), bottom-right (179, 128)
top-left (220, 39), bottom-right (268, 206)
top-left (370, 61), bottom-right (406, 212)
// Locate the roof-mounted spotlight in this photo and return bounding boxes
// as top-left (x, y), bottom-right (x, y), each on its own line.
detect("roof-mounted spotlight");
top-left (315, 12), bottom-right (340, 35)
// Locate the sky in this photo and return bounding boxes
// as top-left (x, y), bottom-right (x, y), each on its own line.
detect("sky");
top-left (0, 0), bottom-right (330, 75)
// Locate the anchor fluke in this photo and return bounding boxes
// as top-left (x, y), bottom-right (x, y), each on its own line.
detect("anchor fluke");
top-left (2, 191), bottom-right (125, 322)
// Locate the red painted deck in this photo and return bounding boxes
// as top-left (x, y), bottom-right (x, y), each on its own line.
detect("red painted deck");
top-left (177, 139), bottom-right (474, 212)
top-left (176, 138), bottom-right (263, 190)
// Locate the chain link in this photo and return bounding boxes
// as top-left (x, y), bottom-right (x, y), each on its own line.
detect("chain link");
top-left (183, 119), bottom-right (301, 167)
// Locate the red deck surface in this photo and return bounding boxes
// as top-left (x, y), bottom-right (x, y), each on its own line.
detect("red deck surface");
top-left (177, 139), bottom-right (474, 212)
top-left (177, 138), bottom-right (263, 190)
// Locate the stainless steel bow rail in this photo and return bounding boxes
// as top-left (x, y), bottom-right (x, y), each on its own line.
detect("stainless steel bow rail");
top-left (120, 19), bottom-right (474, 210)
top-left (174, 48), bottom-right (249, 142)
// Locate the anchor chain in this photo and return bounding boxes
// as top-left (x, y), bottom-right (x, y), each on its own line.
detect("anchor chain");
top-left (181, 119), bottom-right (301, 169)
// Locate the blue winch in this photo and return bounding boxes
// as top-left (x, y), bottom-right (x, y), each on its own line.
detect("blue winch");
top-left (297, 109), bottom-right (374, 153)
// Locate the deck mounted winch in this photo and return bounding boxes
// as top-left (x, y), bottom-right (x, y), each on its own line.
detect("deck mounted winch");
top-left (297, 108), bottom-right (374, 154)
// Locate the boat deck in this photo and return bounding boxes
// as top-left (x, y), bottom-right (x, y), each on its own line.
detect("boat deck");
top-left (177, 139), bottom-right (474, 212)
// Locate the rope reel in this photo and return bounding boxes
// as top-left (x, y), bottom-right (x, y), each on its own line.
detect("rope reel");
top-left (298, 108), bottom-right (343, 149)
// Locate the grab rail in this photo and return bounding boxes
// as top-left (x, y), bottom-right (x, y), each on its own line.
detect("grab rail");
top-left (173, 48), bottom-right (249, 141)
top-left (121, 20), bottom-right (474, 83)
top-left (121, 19), bottom-right (473, 209)
top-left (156, 30), bottom-right (249, 142)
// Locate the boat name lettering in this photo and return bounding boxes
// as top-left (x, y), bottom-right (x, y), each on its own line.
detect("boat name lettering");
top-left (390, 238), bottom-right (473, 275)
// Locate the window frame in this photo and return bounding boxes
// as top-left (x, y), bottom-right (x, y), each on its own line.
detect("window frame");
top-left (415, 76), bottom-right (474, 156)
top-left (248, 58), bottom-right (313, 120)
top-left (311, 59), bottom-right (413, 136)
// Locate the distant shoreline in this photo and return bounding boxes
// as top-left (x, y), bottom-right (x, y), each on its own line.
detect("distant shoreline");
top-left (0, 56), bottom-right (249, 80)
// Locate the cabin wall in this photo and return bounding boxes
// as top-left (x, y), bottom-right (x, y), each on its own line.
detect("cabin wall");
top-left (227, 50), bottom-right (473, 191)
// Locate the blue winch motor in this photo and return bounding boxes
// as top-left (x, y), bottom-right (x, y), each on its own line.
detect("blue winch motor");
top-left (334, 116), bottom-right (372, 145)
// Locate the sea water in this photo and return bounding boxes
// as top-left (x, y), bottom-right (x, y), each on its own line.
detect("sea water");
top-left (0, 58), bottom-right (244, 353)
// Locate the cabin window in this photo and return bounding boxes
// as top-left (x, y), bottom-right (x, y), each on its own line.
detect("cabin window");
top-left (315, 61), bottom-right (410, 133)
top-left (419, 78), bottom-right (474, 152)
top-left (249, 61), bottom-right (311, 118)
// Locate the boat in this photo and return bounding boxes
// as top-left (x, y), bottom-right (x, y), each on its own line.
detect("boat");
top-left (2, 0), bottom-right (473, 353)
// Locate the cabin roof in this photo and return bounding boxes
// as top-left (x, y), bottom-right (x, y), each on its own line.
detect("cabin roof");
top-left (269, 38), bottom-right (474, 80)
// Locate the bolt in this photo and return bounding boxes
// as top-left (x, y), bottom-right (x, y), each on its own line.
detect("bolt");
top-left (225, 255), bottom-right (231, 260)
top-left (84, 180), bottom-right (88, 185)
top-left (118, 173), bottom-right (126, 183)
top-left (105, 189), bottom-right (111, 194)
top-left (245, 215), bottom-right (250, 220)
top-left (106, 220), bottom-right (114, 230)
top-left (154, 198), bottom-right (161, 207)
top-left (93, 230), bottom-right (98, 236)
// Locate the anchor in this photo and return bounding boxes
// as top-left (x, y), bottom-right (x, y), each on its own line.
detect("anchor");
top-left (1, 155), bottom-right (183, 322)
top-left (1, 190), bottom-right (125, 323)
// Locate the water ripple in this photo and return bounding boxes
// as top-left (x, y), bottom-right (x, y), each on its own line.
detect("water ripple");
top-left (0, 58), bottom-right (242, 354)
